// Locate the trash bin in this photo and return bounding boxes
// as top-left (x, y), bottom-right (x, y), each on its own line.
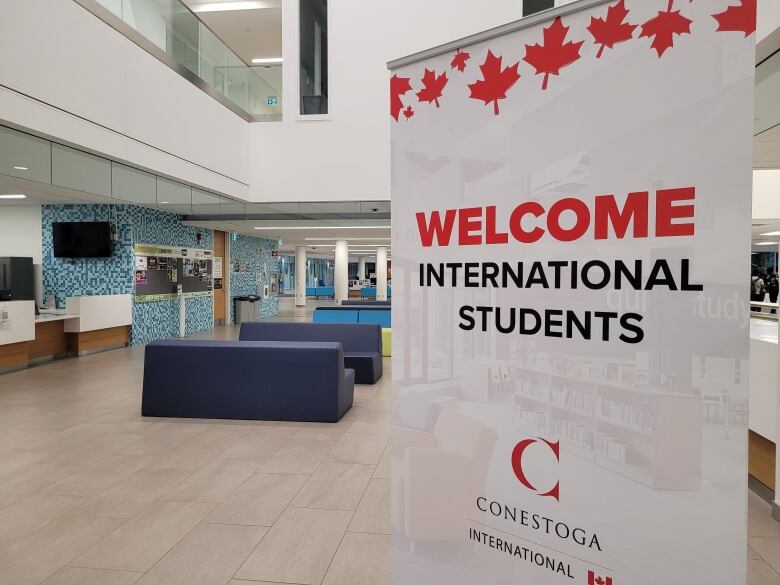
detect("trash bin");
top-left (234, 296), bottom-right (260, 325)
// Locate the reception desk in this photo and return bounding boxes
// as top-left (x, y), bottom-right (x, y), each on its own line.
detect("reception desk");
top-left (0, 295), bottom-right (132, 373)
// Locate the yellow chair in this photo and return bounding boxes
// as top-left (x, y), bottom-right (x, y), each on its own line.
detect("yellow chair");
top-left (382, 328), bottom-right (392, 357)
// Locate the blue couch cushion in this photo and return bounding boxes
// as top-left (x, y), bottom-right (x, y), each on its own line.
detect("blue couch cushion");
top-left (313, 309), bottom-right (359, 324)
top-left (358, 310), bottom-right (392, 328)
top-left (142, 340), bottom-right (354, 422)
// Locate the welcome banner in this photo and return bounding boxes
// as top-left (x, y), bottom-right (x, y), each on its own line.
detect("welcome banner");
top-left (389, 1), bottom-right (756, 583)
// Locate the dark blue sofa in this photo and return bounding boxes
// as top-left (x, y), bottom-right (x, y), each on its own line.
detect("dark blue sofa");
top-left (142, 340), bottom-right (354, 422)
top-left (240, 322), bottom-right (383, 385)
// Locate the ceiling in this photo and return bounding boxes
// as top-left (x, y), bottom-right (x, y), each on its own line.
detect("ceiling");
top-left (755, 124), bottom-right (780, 169)
top-left (182, 0), bottom-right (282, 64)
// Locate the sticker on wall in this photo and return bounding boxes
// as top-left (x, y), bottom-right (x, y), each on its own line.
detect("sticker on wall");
top-left (135, 257), bottom-right (147, 270)
top-left (148, 257), bottom-right (158, 270)
top-left (169, 269), bottom-right (177, 282)
top-left (134, 270), bottom-right (147, 285)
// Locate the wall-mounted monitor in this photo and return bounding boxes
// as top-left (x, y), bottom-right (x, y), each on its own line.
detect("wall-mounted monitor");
top-left (53, 222), bottom-right (113, 258)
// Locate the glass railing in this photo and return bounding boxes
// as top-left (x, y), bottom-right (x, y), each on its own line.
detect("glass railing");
top-left (94, 0), bottom-right (281, 119)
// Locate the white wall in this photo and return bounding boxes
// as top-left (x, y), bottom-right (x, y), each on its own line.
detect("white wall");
top-left (0, 205), bottom-right (42, 263)
top-left (753, 170), bottom-right (780, 220)
top-left (249, 0), bottom-right (532, 202)
top-left (0, 0), bottom-right (250, 200)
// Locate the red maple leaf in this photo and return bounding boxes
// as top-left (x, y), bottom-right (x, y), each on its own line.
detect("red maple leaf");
top-left (713, 0), bottom-right (757, 37)
top-left (416, 69), bottom-right (449, 108)
top-left (468, 50), bottom-right (521, 116)
top-left (639, 0), bottom-right (692, 57)
top-left (403, 105), bottom-right (415, 120)
top-left (524, 17), bottom-right (584, 90)
top-left (390, 74), bottom-right (412, 121)
top-left (588, 0), bottom-right (637, 58)
top-left (451, 49), bottom-right (470, 72)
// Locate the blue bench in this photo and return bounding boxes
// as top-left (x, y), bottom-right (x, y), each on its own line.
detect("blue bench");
top-left (240, 322), bottom-right (383, 384)
top-left (307, 286), bottom-right (335, 298)
top-left (360, 287), bottom-right (392, 299)
top-left (342, 300), bottom-right (391, 307)
top-left (142, 340), bottom-right (354, 422)
top-left (315, 306), bottom-right (391, 328)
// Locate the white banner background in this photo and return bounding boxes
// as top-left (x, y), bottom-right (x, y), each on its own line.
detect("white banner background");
top-left (391, 1), bottom-right (756, 584)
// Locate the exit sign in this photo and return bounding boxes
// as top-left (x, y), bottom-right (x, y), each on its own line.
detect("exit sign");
top-left (267, 97), bottom-right (278, 106)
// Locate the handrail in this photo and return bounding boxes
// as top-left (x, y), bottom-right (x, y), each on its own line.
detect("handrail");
top-left (74, 0), bottom-right (281, 121)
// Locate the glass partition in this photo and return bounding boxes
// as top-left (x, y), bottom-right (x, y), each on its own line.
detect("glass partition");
top-left (756, 51), bottom-right (780, 136)
top-left (94, 0), bottom-right (279, 118)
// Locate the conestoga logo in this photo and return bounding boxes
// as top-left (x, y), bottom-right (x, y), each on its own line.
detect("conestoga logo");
top-left (511, 438), bottom-right (560, 502)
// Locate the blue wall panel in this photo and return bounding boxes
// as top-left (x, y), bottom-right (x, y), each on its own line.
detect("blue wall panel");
top-left (229, 233), bottom-right (280, 323)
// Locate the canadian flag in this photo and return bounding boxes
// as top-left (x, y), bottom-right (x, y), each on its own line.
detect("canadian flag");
top-left (588, 571), bottom-right (613, 585)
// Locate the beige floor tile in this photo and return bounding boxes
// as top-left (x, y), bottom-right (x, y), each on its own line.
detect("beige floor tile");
top-left (220, 428), bottom-right (297, 460)
top-left (34, 433), bottom-right (147, 466)
top-left (70, 467), bottom-right (193, 519)
top-left (0, 494), bottom-right (85, 549)
top-left (40, 454), bottom-right (152, 497)
top-left (0, 449), bottom-right (51, 479)
top-left (72, 500), bottom-right (215, 572)
top-left (144, 426), bottom-right (251, 470)
top-left (0, 463), bottom-right (80, 508)
top-left (40, 567), bottom-right (142, 585)
top-left (326, 433), bottom-right (389, 465)
top-left (373, 443), bottom-right (391, 479)
top-left (235, 507), bottom-right (353, 585)
top-left (348, 410), bottom-right (392, 435)
top-left (322, 532), bottom-right (390, 585)
top-left (293, 427), bottom-right (348, 441)
top-left (0, 514), bottom-right (123, 585)
top-left (750, 493), bottom-right (780, 538)
top-left (162, 457), bottom-right (261, 503)
top-left (752, 537), bottom-right (780, 573)
top-left (364, 394), bottom-right (394, 412)
top-left (291, 462), bottom-right (374, 510)
top-left (206, 473), bottom-right (308, 526)
top-left (749, 557), bottom-right (780, 585)
top-left (117, 424), bottom-right (207, 457)
top-left (349, 478), bottom-right (391, 534)
top-left (260, 439), bottom-right (336, 474)
top-left (135, 523), bottom-right (267, 585)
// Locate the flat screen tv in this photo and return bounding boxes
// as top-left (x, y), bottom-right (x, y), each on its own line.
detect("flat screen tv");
top-left (53, 222), bottom-right (113, 258)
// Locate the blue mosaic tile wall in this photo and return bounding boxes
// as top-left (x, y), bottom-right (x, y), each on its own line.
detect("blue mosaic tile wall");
top-left (229, 233), bottom-right (280, 323)
top-left (42, 204), bottom-right (214, 345)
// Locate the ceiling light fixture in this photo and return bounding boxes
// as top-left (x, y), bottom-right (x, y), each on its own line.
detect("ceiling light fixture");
top-left (761, 231), bottom-right (780, 236)
top-left (305, 237), bottom-right (391, 241)
top-left (13, 166), bottom-right (28, 171)
top-left (0, 194), bottom-right (27, 199)
top-left (254, 226), bottom-right (390, 230)
top-left (191, 1), bottom-right (275, 13)
top-left (755, 241), bottom-right (779, 246)
top-left (251, 57), bottom-right (283, 65)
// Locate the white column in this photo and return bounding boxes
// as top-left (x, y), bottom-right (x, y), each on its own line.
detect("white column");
top-left (334, 240), bottom-right (349, 304)
top-left (377, 247), bottom-right (388, 301)
top-left (295, 246), bottom-right (307, 307)
top-left (358, 257), bottom-right (366, 280)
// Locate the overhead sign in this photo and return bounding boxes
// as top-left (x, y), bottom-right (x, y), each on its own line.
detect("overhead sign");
top-left (390, 1), bottom-right (755, 584)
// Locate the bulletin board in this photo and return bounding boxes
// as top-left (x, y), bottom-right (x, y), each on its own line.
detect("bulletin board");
top-left (134, 244), bottom-right (213, 302)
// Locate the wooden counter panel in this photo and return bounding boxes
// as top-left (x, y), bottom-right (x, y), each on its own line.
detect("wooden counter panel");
top-left (29, 320), bottom-right (68, 360)
top-left (67, 326), bottom-right (130, 354)
top-left (0, 342), bottom-right (29, 371)
top-left (749, 430), bottom-right (776, 491)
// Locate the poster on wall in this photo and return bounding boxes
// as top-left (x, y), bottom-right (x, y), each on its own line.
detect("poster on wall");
top-left (390, 1), bottom-right (755, 584)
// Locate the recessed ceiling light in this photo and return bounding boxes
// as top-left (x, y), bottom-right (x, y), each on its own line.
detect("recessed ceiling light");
top-left (159, 201), bottom-right (170, 204)
top-left (305, 237), bottom-right (391, 241)
top-left (0, 194), bottom-right (26, 199)
top-left (761, 231), bottom-right (780, 236)
top-left (254, 226), bottom-right (389, 230)
top-left (755, 241), bottom-right (779, 246)
top-left (13, 166), bottom-right (28, 171)
top-left (252, 57), bottom-right (283, 65)
top-left (191, 1), bottom-right (276, 13)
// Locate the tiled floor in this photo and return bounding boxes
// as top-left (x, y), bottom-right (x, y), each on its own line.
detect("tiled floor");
top-left (0, 297), bottom-right (774, 584)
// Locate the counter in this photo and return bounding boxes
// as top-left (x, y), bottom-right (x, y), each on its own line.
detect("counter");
top-left (0, 295), bottom-right (132, 372)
